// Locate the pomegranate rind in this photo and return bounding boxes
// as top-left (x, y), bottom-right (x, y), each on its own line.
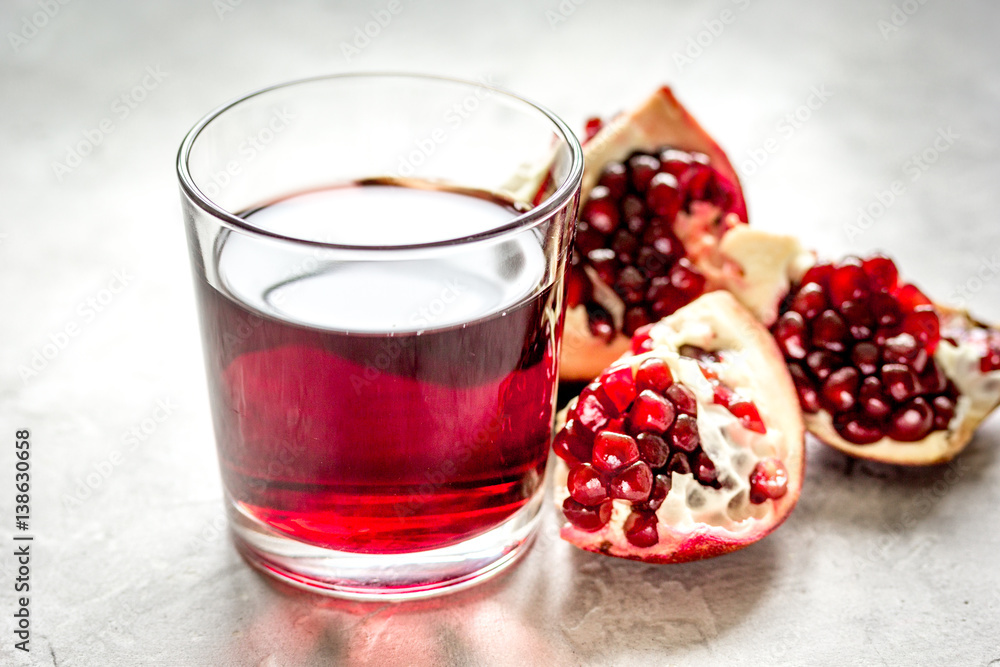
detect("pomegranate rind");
top-left (806, 305), bottom-right (1000, 465)
top-left (561, 87), bottom-right (750, 381)
top-left (554, 292), bottom-right (805, 563)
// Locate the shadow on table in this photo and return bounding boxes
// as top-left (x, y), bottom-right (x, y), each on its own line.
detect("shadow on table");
top-left (226, 524), bottom-right (780, 666)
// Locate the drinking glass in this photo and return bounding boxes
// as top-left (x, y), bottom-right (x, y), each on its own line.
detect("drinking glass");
top-left (176, 73), bottom-right (582, 599)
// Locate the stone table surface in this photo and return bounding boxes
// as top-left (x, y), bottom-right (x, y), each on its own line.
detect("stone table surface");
top-left (2, 0), bottom-right (1000, 665)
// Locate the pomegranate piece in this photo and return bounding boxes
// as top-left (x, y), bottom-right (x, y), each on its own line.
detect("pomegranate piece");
top-left (554, 292), bottom-right (804, 563)
top-left (558, 87), bottom-right (748, 382)
top-left (757, 252), bottom-right (1000, 464)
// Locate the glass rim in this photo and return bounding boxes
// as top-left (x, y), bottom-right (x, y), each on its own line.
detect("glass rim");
top-left (176, 72), bottom-right (584, 251)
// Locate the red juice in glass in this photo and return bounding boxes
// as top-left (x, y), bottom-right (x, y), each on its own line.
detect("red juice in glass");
top-left (194, 182), bottom-right (563, 555)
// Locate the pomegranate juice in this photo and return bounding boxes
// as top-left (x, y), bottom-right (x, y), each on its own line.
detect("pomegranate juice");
top-left (194, 183), bottom-right (563, 554)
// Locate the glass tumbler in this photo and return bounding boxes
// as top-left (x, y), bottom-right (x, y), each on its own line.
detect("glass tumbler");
top-left (176, 73), bottom-right (583, 599)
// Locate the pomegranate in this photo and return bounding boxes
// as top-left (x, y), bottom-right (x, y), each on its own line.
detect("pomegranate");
top-left (552, 292), bottom-right (804, 562)
top-left (763, 253), bottom-right (1000, 465)
top-left (560, 87), bottom-right (753, 381)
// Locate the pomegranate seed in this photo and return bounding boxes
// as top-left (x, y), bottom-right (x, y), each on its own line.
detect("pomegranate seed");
top-left (648, 285), bottom-right (689, 319)
top-left (621, 193), bottom-right (644, 219)
top-left (574, 388), bottom-right (611, 432)
top-left (582, 186), bottom-right (620, 235)
top-left (659, 149), bottom-right (694, 177)
top-left (822, 367), bottom-right (860, 412)
top-left (626, 390), bottom-right (677, 434)
top-left (614, 266), bottom-right (647, 305)
top-left (790, 282), bottom-right (827, 320)
top-left (563, 497), bottom-right (612, 532)
top-left (586, 303), bottom-right (615, 342)
top-left (862, 255), bottom-right (898, 292)
top-left (679, 162), bottom-right (714, 202)
top-left (712, 382), bottom-right (736, 407)
top-left (627, 153), bottom-right (661, 193)
top-left (748, 458), bottom-right (788, 504)
top-left (812, 310), bottom-right (849, 353)
top-left (553, 418), bottom-right (596, 464)
top-left (641, 474), bottom-right (672, 511)
top-left (829, 260), bottom-right (870, 304)
top-left (859, 376), bottom-right (892, 420)
top-left (583, 117), bottom-right (603, 142)
top-left (597, 162), bottom-right (627, 199)
top-left (636, 246), bottom-right (669, 276)
top-left (669, 258), bottom-right (706, 298)
top-left (605, 417), bottom-right (626, 433)
top-left (851, 342), bottom-right (880, 376)
top-left (789, 364), bottom-right (822, 413)
top-left (918, 360), bottom-right (948, 395)
top-left (728, 398), bottom-right (767, 434)
top-left (623, 511), bottom-right (659, 548)
top-left (587, 248), bottom-right (618, 286)
top-left (896, 283), bottom-right (932, 311)
top-left (806, 350), bottom-right (840, 381)
top-left (694, 452), bottom-right (719, 486)
top-left (881, 363), bottom-right (919, 403)
top-left (774, 311), bottom-right (808, 359)
top-left (835, 415), bottom-right (883, 445)
top-left (631, 323), bottom-right (656, 355)
top-left (902, 308), bottom-right (940, 350)
top-left (574, 220), bottom-right (605, 255)
top-left (624, 215), bottom-right (646, 237)
top-left (635, 357), bottom-right (674, 393)
top-left (636, 432), bottom-right (671, 468)
top-left (623, 306), bottom-right (653, 337)
top-left (840, 300), bottom-right (875, 340)
top-left (980, 347), bottom-right (1000, 373)
top-left (564, 264), bottom-right (592, 308)
top-left (800, 263), bottom-right (833, 289)
top-left (665, 384), bottom-right (698, 416)
top-left (610, 462), bottom-right (654, 502)
top-left (667, 452), bottom-right (692, 475)
top-left (568, 464), bottom-right (608, 506)
top-left (871, 291), bottom-right (903, 328)
top-left (610, 229), bottom-right (640, 264)
top-left (592, 431), bottom-right (640, 474)
top-left (645, 226), bottom-right (682, 260)
top-left (646, 172), bottom-right (682, 219)
top-left (932, 395), bottom-right (956, 430)
top-left (679, 345), bottom-right (721, 364)
top-left (670, 413), bottom-right (701, 452)
top-left (599, 364), bottom-right (638, 413)
top-left (887, 397), bottom-right (934, 442)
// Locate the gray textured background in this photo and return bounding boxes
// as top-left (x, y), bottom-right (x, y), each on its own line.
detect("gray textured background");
top-left (2, 0), bottom-right (1000, 665)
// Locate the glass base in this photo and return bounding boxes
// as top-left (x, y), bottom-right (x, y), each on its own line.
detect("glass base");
top-left (227, 487), bottom-right (543, 600)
